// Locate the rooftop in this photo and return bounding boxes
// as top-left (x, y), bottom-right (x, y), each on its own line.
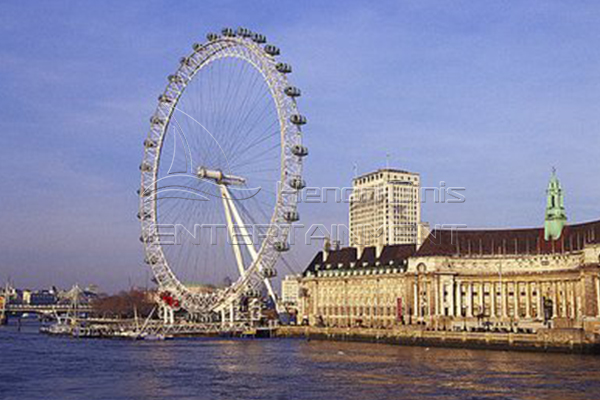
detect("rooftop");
top-left (353, 168), bottom-right (418, 182)
top-left (416, 219), bottom-right (600, 257)
top-left (304, 243), bottom-right (417, 276)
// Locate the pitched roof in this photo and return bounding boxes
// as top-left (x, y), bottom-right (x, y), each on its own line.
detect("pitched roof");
top-left (303, 243), bottom-right (417, 275)
top-left (416, 219), bottom-right (600, 257)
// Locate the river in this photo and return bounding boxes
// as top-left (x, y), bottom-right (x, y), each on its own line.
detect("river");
top-left (1, 320), bottom-right (599, 400)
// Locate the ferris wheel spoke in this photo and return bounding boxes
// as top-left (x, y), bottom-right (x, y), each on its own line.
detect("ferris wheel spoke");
top-left (214, 62), bottom-right (248, 156)
top-left (228, 100), bottom-right (278, 158)
top-left (223, 80), bottom-right (272, 158)
top-left (229, 127), bottom-right (279, 167)
top-left (234, 143), bottom-right (280, 169)
top-left (229, 116), bottom-right (280, 162)
top-left (220, 62), bottom-right (259, 148)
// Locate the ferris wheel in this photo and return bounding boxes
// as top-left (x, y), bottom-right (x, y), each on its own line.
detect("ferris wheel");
top-left (138, 27), bottom-right (308, 319)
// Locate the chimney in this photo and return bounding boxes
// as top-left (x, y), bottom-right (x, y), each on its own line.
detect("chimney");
top-left (323, 237), bottom-right (332, 261)
top-left (375, 234), bottom-right (385, 259)
top-left (356, 244), bottom-right (364, 260)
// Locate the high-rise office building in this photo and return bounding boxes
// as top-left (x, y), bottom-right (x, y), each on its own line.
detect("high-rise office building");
top-left (349, 168), bottom-right (422, 248)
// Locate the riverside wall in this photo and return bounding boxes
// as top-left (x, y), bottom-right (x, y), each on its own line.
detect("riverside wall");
top-left (275, 326), bottom-right (600, 354)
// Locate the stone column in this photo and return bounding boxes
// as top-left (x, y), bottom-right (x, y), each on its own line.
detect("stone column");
top-left (478, 282), bottom-right (484, 317)
top-left (501, 281), bottom-right (507, 318)
top-left (513, 282), bottom-right (521, 319)
top-left (455, 282), bottom-right (462, 317)
top-left (569, 281), bottom-right (576, 319)
top-left (428, 281), bottom-right (434, 317)
top-left (561, 281), bottom-right (567, 318)
top-left (467, 282), bottom-right (473, 318)
top-left (537, 282), bottom-right (544, 319)
top-left (413, 278), bottom-right (419, 318)
top-left (525, 282), bottom-right (531, 318)
top-left (434, 278), bottom-right (440, 317)
top-left (425, 281), bottom-right (430, 317)
top-left (448, 280), bottom-right (455, 317)
top-left (552, 281), bottom-right (558, 318)
top-left (576, 279), bottom-right (584, 318)
top-left (490, 282), bottom-right (496, 318)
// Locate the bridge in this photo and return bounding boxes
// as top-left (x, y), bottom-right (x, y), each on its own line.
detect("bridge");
top-left (5, 304), bottom-right (93, 314)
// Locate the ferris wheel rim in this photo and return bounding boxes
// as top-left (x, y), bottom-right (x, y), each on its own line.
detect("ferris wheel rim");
top-left (139, 29), bottom-right (306, 314)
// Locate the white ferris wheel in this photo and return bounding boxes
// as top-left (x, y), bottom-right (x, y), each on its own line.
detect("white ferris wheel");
top-left (138, 27), bottom-right (307, 320)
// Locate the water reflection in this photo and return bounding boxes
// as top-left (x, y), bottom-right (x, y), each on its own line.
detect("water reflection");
top-left (1, 322), bottom-right (599, 400)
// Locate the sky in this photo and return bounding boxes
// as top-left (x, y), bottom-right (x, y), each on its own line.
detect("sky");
top-left (1, 1), bottom-right (600, 292)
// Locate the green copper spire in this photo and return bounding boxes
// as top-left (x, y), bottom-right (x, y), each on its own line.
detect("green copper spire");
top-left (544, 168), bottom-right (567, 241)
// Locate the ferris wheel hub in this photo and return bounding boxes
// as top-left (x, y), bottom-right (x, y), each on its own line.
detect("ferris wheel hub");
top-left (197, 166), bottom-right (246, 186)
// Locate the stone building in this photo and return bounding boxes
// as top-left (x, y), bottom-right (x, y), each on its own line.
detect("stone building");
top-left (281, 275), bottom-right (302, 308)
top-left (299, 172), bottom-right (600, 333)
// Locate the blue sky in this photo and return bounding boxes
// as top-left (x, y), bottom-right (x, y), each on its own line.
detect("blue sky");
top-left (1, 1), bottom-right (600, 291)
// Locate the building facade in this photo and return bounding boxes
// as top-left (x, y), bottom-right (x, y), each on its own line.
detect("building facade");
top-left (300, 174), bottom-right (600, 334)
top-left (281, 275), bottom-right (302, 307)
top-left (349, 169), bottom-right (422, 248)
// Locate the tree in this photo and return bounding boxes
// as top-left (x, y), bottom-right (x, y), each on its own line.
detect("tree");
top-left (91, 289), bottom-right (156, 319)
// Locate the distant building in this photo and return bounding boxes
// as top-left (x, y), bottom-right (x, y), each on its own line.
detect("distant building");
top-left (22, 290), bottom-right (32, 305)
top-left (349, 168), bottom-right (424, 249)
top-left (30, 290), bottom-right (57, 306)
top-left (281, 275), bottom-right (301, 308)
top-left (299, 172), bottom-right (600, 334)
top-left (183, 282), bottom-right (218, 295)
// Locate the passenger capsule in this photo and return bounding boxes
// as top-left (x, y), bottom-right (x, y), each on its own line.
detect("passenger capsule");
top-left (290, 114), bottom-right (307, 125)
top-left (245, 288), bottom-right (261, 298)
top-left (264, 44), bottom-right (280, 56)
top-left (291, 144), bottom-right (308, 157)
top-left (222, 27), bottom-right (235, 37)
top-left (284, 86), bottom-right (301, 97)
top-left (144, 255), bottom-right (159, 265)
top-left (158, 94), bottom-right (174, 103)
top-left (193, 42), bottom-right (203, 52)
top-left (168, 74), bottom-right (184, 84)
top-left (139, 235), bottom-right (153, 243)
top-left (274, 241), bottom-right (290, 252)
top-left (206, 33), bottom-right (219, 41)
top-left (252, 33), bottom-right (266, 44)
top-left (144, 139), bottom-right (157, 148)
top-left (150, 116), bottom-right (165, 126)
top-left (261, 267), bottom-right (277, 279)
top-left (137, 211), bottom-right (151, 220)
top-left (284, 210), bottom-right (300, 222)
top-left (139, 162), bottom-right (153, 172)
top-left (180, 57), bottom-right (194, 67)
top-left (289, 177), bottom-right (306, 190)
top-left (237, 27), bottom-right (252, 37)
top-left (276, 63), bottom-right (292, 73)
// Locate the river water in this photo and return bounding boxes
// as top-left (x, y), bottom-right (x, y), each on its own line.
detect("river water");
top-left (1, 320), bottom-right (599, 400)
